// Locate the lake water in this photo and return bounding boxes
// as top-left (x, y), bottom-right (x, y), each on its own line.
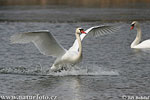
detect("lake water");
top-left (0, 5), bottom-right (150, 100)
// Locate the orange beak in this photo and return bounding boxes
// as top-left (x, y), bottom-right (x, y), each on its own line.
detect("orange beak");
top-left (130, 25), bottom-right (134, 30)
top-left (80, 30), bottom-right (86, 34)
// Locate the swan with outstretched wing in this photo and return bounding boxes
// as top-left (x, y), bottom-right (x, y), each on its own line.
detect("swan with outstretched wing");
top-left (11, 25), bottom-right (119, 71)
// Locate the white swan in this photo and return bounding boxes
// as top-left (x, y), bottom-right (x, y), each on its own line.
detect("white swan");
top-left (11, 25), bottom-right (118, 71)
top-left (130, 21), bottom-right (150, 49)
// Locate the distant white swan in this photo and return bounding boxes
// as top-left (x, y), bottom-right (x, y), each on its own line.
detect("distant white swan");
top-left (130, 21), bottom-right (150, 49)
top-left (11, 25), bottom-right (118, 71)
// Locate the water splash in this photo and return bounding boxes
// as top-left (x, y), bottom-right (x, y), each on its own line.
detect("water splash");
top-left (0, 65), bottom-right (119, 76)
top-left (48, 65), bottom-right (119, 76)
top-left (0, 65), bottom-right (45, 75)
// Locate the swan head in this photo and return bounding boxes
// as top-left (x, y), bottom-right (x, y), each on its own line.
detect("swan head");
top-left (76, 28), bottom-right (86, 35)
top-left (130, 21), bottom-right (139, 30)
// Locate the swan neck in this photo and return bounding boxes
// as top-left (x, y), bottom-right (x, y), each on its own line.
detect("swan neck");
top-left (76, 33), bottom-right (82, 58)
top-left (131, 24), bottom-right (142, 48)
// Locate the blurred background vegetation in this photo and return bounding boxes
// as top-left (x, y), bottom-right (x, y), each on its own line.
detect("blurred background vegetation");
top-left (0, 0), bottom-right (150, 22)
top-left (0, 0), bottom-right (150, 8)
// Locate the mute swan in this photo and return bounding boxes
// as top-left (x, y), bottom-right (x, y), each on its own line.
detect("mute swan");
top-left (130, 21), bottom-right (150, 49)
top-left (11, 25), bottom-right (118, 71)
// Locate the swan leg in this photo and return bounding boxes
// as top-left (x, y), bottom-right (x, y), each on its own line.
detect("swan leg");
top-left (50, 64), bottom-right (59, 72)
top-left (50, 64), bottom-right (64, 72)
top-left (61, 64), bottom-right (70, 71)
top-left (51, 63), bottom-right (76, 72)
top-left (50, 64), bottom-right (69, 72)
top-left (61, 64), bottom-right (75, 71)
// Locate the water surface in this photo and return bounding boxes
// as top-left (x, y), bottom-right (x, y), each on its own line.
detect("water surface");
top-left (0, 5), bottom-right (150, 100)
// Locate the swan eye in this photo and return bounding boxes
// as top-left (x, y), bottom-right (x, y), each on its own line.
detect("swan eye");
top-left (131, 24), bottom-right (135, 27)
top-left (79, 29), bottom-right (84, 31)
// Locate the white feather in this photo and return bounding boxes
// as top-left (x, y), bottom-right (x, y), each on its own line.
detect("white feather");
top-left (10, 30), bottom-right (66, 57)
top-left (69, 25), bottom-right (119, 51)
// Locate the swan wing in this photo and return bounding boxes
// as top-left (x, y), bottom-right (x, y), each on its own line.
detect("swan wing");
top-left (10, 30), bottom-right (66, 57)
top-left (85, 25), bottom-right (119, 38)
top-left (70, 25), bottom-right (119, 51)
